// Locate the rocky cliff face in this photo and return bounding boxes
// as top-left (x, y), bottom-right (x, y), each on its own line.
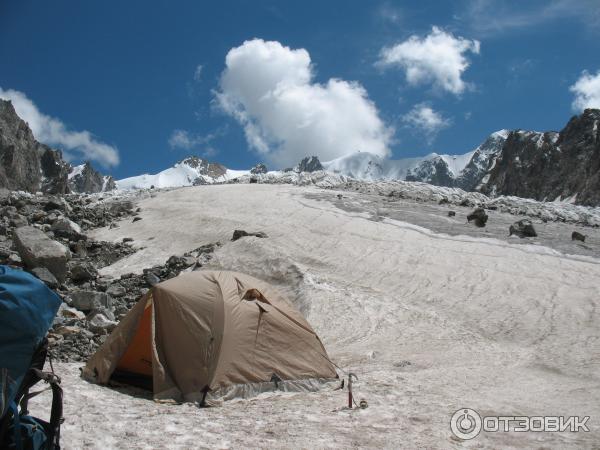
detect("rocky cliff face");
top-left (405, 157), bottom-right (456, 186)
top-left (40, 147), bottom-right (71, 194)
top-left (457, 130), bottom-right (508, 191)
top-left (479, 109), bottom-right (600, 206)
top-left (0, 100), bottom-right (43, 192)
top-left (297, 156), bottom-right (324, 172)
top-left (0, 99), bottom-right (114, 194)
top-left (69, 162), bottom-right (116, 193)
top-left (181, 156), bottom-right (227, 179)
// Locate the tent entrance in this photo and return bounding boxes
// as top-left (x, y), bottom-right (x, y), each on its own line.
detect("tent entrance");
top-left (112, 303), bottom-right (153, 390)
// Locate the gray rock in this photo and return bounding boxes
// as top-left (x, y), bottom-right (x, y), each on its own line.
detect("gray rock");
top-left (106, 284), bottom-right (126, 297)
top-left (70, 262), bottom-right (98, 282)
top-left (13, 226), bottom-right (70, 282)
top-left (509, 219), bottom-right (538, 238)
top-left (54, 325), bottom-right (82, 336)
top-left (70, 290), bottom-right (112, 312)
top-left (57, 303), bottom-right (86, 320)
top-left (51, 218), bottom-right (85, 241)
top-left (9, 214), bottom-right (28, 228)
top-left (467, 208), bottom-right (488, 227)
top-left (144, 271), bottom-right (160, 286)
top-left (448, 211), bottom-right (456, 217)
top-left (572, 231), bottom-right (586, 242)
top-left (231, 230), bottom-right (268, 241)
top-left (31, 267), bottom-right (59, 289)
top-left (87, 313), bottom-right (117, 334)
top-left (87, 306), bottom-right (115, 322)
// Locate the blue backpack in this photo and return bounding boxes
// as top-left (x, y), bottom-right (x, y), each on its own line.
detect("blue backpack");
top-left (0, 265), bottom-right (63, 450)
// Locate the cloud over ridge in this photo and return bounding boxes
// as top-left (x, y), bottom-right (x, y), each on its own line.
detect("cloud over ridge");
top-left (570, 70), bottom-right (600, 111)
top-left (0, 87), bottom-right (119, 167)
top-left (215, 38), bottom-right (393, 167)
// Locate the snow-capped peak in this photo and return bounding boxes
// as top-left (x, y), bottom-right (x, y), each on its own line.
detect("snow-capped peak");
top-left (116, 156), bottom-right (249, 190)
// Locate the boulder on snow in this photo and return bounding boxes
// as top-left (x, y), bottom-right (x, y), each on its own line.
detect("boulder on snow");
top-left (448, 211), bottom-right (456, 217)
top-left (509, 219), bottom-right (537, 238)
top-left (572, 231), bottom-right (586, 242)
top-left (467, 208), bottom-right (488, 227)
top-left (231, 230), bottom-right (268, 241)
top-left (13, 226), bottom-right (70, 282)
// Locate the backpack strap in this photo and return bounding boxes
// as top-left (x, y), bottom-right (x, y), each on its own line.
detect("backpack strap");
top-left (30, 369), bottom-right (62, 449)
top-left (9, 401), bottom-right (23, 450)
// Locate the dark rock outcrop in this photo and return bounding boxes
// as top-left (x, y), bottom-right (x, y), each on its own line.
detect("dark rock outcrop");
top-left (406, 157), bottom-right (456, 187)
top-left (467, 208), bottom-right (488, 227)
top-left (40, 147), bottom-right (70, 194)
top-left (509, 219), bottom-right (537, 238)
top-left (479, 109), bottom-right (600, 206)
top-left (0, 100), bottom-right (43, 192)
top-left (180, 156), bottom-right (227, 180)
top-left (572, 231), bottom-right (586, 242)
top-left (231, 230), bottom-right (268, 241)
top-left (0, 99), bottom-right (114, 194)
top-left (69, 162), bottom-right (116, 193)
top-left (250, 163), bottom-right (268, 174)
top-left (297, 156), bottom-right (323, 172)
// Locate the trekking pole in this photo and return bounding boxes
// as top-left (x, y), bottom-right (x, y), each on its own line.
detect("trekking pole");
top-left (347, 373), bottom-right (358, 409)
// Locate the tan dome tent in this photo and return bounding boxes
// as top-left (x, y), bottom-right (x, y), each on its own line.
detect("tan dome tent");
top-left (82, 271), bottom-right (337, 404)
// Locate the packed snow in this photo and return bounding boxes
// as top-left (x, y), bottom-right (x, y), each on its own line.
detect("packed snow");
top-left (67, 163), bottom-right (85, 180)
top-left (32, 183), bottom-right (600, 449)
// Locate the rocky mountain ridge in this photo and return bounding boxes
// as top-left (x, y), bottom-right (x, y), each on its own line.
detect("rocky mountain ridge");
top-left (479, 109), bottom-right (600, 206)
top-left (0, 99), bottom-right (115, 194)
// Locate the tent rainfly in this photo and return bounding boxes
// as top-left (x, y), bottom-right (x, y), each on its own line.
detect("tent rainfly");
top-left (82, 270), bottom-right (338, 404)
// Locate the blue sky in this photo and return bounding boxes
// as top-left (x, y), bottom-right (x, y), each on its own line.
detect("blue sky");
top-left (1, 0), bottom-right (599, 178)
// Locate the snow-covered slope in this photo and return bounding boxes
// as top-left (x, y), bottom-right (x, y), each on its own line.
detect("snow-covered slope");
top-left (117, 157), bottom-right (249, 189)
top-left (322, 152), bottom-right (425, 181)
top-left (50, 183), bottom-right (599, 449)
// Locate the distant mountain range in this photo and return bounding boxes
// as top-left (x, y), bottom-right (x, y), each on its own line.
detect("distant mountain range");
top-left (1, 97), bottom-right (599, 206)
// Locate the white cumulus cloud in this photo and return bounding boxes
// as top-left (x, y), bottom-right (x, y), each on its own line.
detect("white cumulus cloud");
top-left (570, 70), bottom-right (600, 111)
top-left (215, 38), bottom-right (393, 168)
top-left (168, 127), bottom-right (226, 151)
top-left (0, 87), bottom-right (119, 167)
top-left (377, 26), bottom-right (480, 95)
top-left (402, 103), bottom-right (451, 144)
